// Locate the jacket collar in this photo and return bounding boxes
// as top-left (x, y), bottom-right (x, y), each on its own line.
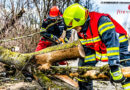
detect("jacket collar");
top-left (81, 16), bottom-right (90, 32)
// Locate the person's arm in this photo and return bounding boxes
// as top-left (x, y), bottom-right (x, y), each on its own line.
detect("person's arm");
top-left (98, 16), bottom-right (125, 83)
top-left (98, 16), bottom-right (120, 66)
top-left (40, 19), bottom-right (52, 37)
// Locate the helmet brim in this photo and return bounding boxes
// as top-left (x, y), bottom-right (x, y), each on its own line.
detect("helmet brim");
top-left (48, 16), bottom-right (57, 19)
top-left (66, 26), bottom-right (75, 31)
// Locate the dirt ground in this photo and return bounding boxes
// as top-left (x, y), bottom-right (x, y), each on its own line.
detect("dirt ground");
top-left (0, 80), bottom-right (123, 90)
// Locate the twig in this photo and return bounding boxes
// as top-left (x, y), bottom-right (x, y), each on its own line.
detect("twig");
top-left (0, 32), bottom-right (40, 43)
top-left (0, 20), bottom-right (62, 43)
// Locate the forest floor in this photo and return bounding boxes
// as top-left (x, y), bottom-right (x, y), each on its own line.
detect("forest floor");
top-left (0, 79), bottom-right (123, 90)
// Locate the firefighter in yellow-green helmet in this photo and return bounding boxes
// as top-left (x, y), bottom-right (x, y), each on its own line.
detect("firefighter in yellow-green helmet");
top-left (63, 3), bottom-right (88, 30)
top-left (63, 3), bottom-right (130, 90)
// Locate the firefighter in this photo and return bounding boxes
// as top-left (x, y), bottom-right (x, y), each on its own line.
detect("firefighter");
top-left (35, 6), bottom-right (67, 65)
top-left (63, 3), bottom-right (130, 90)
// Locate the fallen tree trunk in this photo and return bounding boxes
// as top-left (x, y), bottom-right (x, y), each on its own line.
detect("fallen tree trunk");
top-left (0, 40), bottom-right (84, 88)
top-left (48, 65), bottom-right (130, 80)
top-left (35, 45), bottom-right (85, 70)
top-left (33, 65), bottom-right (130, 88)
top-left (70, 67), bottom-right (130, 80)
top-left (0, 39), bottom-right (130, 88)
top-left (0, 40), bottom-right (84, 69)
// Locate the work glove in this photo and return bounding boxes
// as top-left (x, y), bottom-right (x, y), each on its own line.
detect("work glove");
top-left (56, 38), bottom-right (65, 44)
top-left (110, 65), bottom-right (126, 83)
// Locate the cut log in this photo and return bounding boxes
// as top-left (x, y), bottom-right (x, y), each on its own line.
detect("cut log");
top-left (0, 40), bottom-right (84, 69)
top-left (35, 45), bottom-right (85, 70)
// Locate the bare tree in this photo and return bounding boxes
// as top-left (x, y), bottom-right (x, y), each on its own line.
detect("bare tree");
top-left (0, 0), bottom-right (89, 53)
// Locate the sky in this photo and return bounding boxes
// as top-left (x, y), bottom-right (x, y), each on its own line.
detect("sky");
top-left (94, 0), bottom-right (130, 33)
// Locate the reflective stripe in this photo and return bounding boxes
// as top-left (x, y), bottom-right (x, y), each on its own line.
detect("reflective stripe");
top-left (98, 22), bottom-right (115, 35)
top-left (107, 52), bottom-right (119, 56)
top-left (65, 38), bottom-right (69, 42)
top-left (79, 36), bottom-right (100, 45)
top-left (84, 54), bottom-right (96, 63)
top-left (79, 39), bottom-right (87, 45)
top-left (84, 52), bottom-right (108, 63)
top-left (100, 25), bottom-right (115, 35)
top-left (119, 35), bottom-right (128, 43)
top-left (107, 47), bottom-right (119, 56)
top-left (122, 83), bottom-right (130, 90)
top-left (96, 52), bottom-right (108, 61)
top-left (40, 27), bottom-right (46, 32)
top-left (51, 34), bottom-right (53, 38)
top-left (99, 23), bottom-right (114, 32)
top-left (98, 22), bottom-right (113, 31)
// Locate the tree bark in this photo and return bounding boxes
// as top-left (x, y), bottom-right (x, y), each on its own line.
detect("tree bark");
top-left (0, 40), bottom-right (84, 69)
top-left (33, 0), bottom-right (42, 26)
top-left (35, 45), bottom-right (85, 70)
top-left (32, 65), bottom-right (130, 88)
top-left (49, 65), bottom-right (130, 80)
top-left (71, 67), bottom-right (130, 79)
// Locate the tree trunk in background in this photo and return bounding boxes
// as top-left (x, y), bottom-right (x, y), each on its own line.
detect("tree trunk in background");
top-left (53, 0), bottom-right (56, 6)
top-left (0, 8), bottom-right (25, 35)
top-left (33, 0), bottom-right (42, 26)
top-left (75, 0), bottom-right (80, 3)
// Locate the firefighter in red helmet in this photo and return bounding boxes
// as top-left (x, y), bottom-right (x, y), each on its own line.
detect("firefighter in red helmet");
top-left (35, 6), bottom-right (68, 65)
top-left (49, 6), bottom-right (62, 18)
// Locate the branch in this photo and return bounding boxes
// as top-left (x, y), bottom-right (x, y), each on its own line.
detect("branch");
top-left (0, 20), bottom-right (61, 43)
top-left (47, 65), bottom-right (130, 80)
top-left (33, 0), bottom-right (42, 26)
top-left (0, 8), bottom-right (25, 34)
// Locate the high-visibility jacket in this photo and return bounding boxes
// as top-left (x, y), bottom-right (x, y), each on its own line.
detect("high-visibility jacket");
top-left (78, 12), bottom-right (128, 62)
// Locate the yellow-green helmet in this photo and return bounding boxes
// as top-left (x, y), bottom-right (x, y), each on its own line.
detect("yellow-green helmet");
top-left (63, 3), bottom-right (89, 30)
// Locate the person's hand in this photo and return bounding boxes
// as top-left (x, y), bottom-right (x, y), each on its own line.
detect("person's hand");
top-left (55, 37), bottom-right (65, 44)
top-left (110, 66), bottom-right (126, 83)
top-left (58, 38), bottom-right (65, 43)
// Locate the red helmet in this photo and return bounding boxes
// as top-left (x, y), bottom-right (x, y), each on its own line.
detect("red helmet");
top-left (49, 6), bottom-right (61, 17)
